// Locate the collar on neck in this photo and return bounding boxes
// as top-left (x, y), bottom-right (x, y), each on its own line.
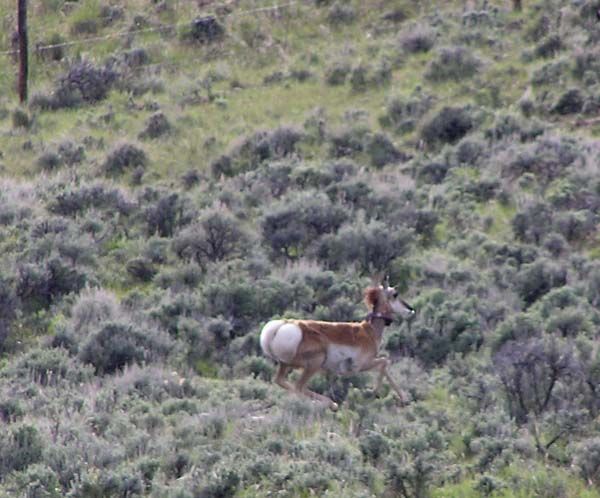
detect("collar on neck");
top-left (366, 312), bottom-right (393, 326)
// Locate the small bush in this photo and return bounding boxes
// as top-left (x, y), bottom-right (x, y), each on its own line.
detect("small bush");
top-left (534, 35), bottom-right (562, 59)
top-left (103, 142), bottom-right (147, 176)
top-left (144, 191), bottom-right (188, 238)
top-left (365, 133), bottom-right (405, 168)
top-left (571, 437), bottom-right (600, 485)
top-left (425, 46), bottom-right (481, 81)
top-left (126, 258), bottom-right (157, 282)
top-left (180, 16), bottom-right (225, 44)
top-left (328, 125), bottom-right (369, 158)
top-left (516, 259), bottom-right (567, 307)
top-left (217, 127), bottom-right (303, 176)
top-left (379, 93), bottom-right (434, 134)
top-left (139, 111), bottom-right (171, 139)
top-left (421, 106), bottom-right (473, 146)
top-left (54, 60), bottom-right (118, 108)
top-left (324, 60), bottom-right (351, 85)
top-left (262, 191), bottom-right (347, 258)
top-left (48, 183), bottom-right (135, 217)
top-left (12, 108), bottom-right (32, 129)
top-left (0, 425), bottom-right (44, 475)
top-left (400, 25), bottom-right (435, 54)
top-left (317, 219), bottom-right (412, 273)
top-left (79, 322), bottom-right (171, 375)
top-left (16, 258), bottom-right (87, 313)
top-left (552, 88), bottom-right (584, 115)
top-left (9, 347), bottom-right (94, 386)
top-left (327, 2), bottom-right (356, 25)
top-left (173, 208), bottom-right (248, 266)
top-left (531, 60), bottom-right (569, 86)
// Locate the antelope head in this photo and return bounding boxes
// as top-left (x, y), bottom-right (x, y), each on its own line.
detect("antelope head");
top-left (365, 282), bottom-right (415, 324)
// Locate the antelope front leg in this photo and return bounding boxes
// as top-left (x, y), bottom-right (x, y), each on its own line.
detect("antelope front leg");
top-left (368, 356), bottom-right (409, 405)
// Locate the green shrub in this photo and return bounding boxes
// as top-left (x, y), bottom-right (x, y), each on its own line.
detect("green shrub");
top-left (552, 88), bottom-right (584, 115)
top-left (325, 59), bottom-right (351, 85)
top-left (79, 321), bottom-right (172, 375)
top-left (516, 259), bottom-right (567, 307)
top-left (103, 142), bottom-right (147, 176)
top-left (180, 16), bottom-right (225, 44)
top-left (365, 133), bottom-right (405, 168)
top-left (380, 93), bottom-right (434, 134)
top-left (10, 463), bottom-right (62, 498)
top-left (421, 106), bottom-right (473, 146)
top-left (16, 258), bottom-right (87, 313)
top-left (327, 2), bottom-right (356, 25)
top-left (425, 46), bottom-right (481, 81)
top-left (172, 208), bottom-right (248, 266)
top-left (400, 24), bottom-right (435, 53)
top-left (0, 425), bottom-right (44, 475)
top-left (262, 191), bottom-right (346, 259)
top-left (139, 111), bottom-right (172, 139)
top-left (317, 218), bottom-right (412, 273)
top-left (8, 347), bottom-right (93, 386)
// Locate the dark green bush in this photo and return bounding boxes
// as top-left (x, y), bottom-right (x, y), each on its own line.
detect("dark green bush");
top-left (143, 189), bottom-right (192, 237)
top-left (173, 208), bottom-right (248, 266)
top-left (328, 125), bottom-right (369, 157)
top-left (400, 24), bottom-right (435, 53)
top-left (0, 277), bottom-right (17, 352)
top-left (317, 219), bottom-right (412, 273)
top-left (79, 322), bottom-right (171, 374)
top-left (380, 92), bottom-right (434, 134)
top-left (262, 191), bottom-right (346, 259)
top-left (47, 183), bottom-right (134, 217)
top-left (493, 335), bottom-right (576, 423)
top-left (324, 60), bottom-right (351, 85)
top-left (534, 35), bottom-right (562, 59)
top-left (421, 106), bottom-right (473, 146)
top-left (10, 463), bottom-right (62, 498)
top-left (103, 142), bottom-right (147, 176)
top-left (327, 2), bottom-right (356, 25)
top-left (16, 258), bottom-right (87, 313)
top-left (8, 347), bottom-right (93, 386)
top-left (366, 132), bottom-right (405, 168)
top-left (217, 127), bottom-right (303, 177)
top-left (531, 60), bottom-right (569, 86)
top-left (516, 259), bottom-right (567, 307)
top-left (425, 46), bottom-right (481, 82)
top-left (552, 88), bottom-right (584, 115)
top-left (139, 111), bottom-right (172, 139)
top-left (56, 60), bottom-right (118, 108)
top-left (0, 425), bottom-right (44, 475)
top-left (180, 16), bottom-right (225, 44)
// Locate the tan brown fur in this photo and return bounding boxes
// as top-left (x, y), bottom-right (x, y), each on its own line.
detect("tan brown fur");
top-left (260, 285), bottom-right (415, 410)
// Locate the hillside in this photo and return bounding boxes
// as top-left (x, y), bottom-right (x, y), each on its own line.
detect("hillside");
top-left (1, 0), bottom-right (600, 496)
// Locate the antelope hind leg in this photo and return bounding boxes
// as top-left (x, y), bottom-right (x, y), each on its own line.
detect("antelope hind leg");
top-left (295, 357), bottom-right (338, 411)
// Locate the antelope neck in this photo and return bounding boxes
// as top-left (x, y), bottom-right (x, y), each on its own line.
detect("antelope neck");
top-left (365, 312), bottom-right (393, 326)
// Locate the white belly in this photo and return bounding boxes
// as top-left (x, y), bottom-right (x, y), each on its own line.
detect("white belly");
top-left (323, 344), bottom-right (364, 375)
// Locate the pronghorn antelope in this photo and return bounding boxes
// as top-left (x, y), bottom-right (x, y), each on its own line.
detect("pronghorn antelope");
top-left (260, 283), bottom-right (415, 410)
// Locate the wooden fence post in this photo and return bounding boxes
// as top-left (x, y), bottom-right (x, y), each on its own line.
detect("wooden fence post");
top-left (17, 0), bottom-right (28, 103)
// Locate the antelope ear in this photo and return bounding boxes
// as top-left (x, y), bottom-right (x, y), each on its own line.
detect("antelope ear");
top-left (365, 287), bottom-right (379, 308)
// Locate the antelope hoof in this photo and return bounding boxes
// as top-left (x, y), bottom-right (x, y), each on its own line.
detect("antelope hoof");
top-left (397, 391), bottom-right (411, 406)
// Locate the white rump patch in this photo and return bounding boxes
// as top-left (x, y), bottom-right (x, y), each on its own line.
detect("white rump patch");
top-left (260, 320), bottom-right (302, 364)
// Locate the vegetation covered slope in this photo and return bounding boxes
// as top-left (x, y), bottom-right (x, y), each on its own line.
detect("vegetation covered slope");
top-left (1, 0), bottom-right (600, 496)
